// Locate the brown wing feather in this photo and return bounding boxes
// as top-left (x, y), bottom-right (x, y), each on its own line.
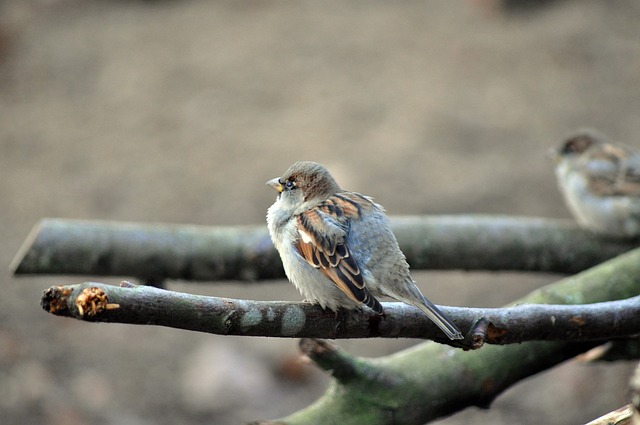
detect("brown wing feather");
top-left (586, 144), bottom-right (640, 197)
top-left (294, 194), bottom-right (383, 314)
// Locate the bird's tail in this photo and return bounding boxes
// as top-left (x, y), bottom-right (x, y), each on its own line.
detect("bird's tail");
top-left (407, 288), bottom-right (463, 340)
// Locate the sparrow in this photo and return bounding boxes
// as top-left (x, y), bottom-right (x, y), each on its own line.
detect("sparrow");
top-left (551, 130), bottom-right (640, 239)
top-left (266, 161), bottom-right (463, 340)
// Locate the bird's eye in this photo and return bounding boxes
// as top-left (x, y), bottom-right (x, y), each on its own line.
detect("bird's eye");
top-left (284, 180), bottom-right (296, 190)
top-left (561, 137), bottom-right (593, 155)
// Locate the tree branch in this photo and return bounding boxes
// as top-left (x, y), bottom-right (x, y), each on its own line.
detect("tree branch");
top-left (40, 281), bottom-right (640, 346)
top-left (12, 216), bottom-right (638, 282)
top-left (298, 339), bottom-right (393, 384)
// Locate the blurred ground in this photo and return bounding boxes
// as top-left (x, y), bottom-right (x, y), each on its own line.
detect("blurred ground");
top-left (1, 0), bottom-right (640, 424)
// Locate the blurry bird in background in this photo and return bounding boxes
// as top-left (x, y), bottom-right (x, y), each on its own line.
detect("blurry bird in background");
top-left (551, 130), bottom-right (640, 239)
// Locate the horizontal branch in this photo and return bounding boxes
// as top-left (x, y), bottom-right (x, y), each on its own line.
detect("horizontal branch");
top-left (12, 218), bottom-right (281, 282)
top-left (12, 216), bottom-right (638, 281)
top-left (40, 281), bottom-right (640, 346)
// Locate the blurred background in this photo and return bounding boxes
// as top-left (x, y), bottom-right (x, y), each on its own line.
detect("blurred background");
top-left (2, 0), bottom-right (640, 424)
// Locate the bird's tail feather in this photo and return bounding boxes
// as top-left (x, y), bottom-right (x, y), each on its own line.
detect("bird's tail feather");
top-left (410, 292), bottom-right (463, 340)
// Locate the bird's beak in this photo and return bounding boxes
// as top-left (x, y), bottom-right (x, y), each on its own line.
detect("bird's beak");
top-left (266, 177), bottom-right (283, 193)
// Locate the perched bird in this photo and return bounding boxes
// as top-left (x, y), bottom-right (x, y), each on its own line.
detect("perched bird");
top-left (552, 130), bottom-right (640, 238)
top-left (266, 161), bottom-right (463, 340)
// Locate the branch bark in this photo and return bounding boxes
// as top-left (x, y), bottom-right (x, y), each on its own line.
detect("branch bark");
top-left (12, 216), bottom-right (639, 281)
top-left (40, 281), bottom-right (640, 346)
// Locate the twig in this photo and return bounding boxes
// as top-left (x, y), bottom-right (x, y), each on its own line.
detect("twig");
top-left (630, 363), bottom-right (640, 424)
top-left (12, 216), bottom-right (639, 281)
top-left (40, 281), bottom-right (640, 346)
top-left (584, 405), bottom-right (633, 425)
top-left (298, 339), bottom-right (391, 384)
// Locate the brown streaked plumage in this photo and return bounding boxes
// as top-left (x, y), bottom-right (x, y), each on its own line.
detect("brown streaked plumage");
top-left (553, 130), bottom-right (640, 238)
top-left (266, 161), bottom-right (463, 340)
top-left (295, 192), bottom-right (383, 314)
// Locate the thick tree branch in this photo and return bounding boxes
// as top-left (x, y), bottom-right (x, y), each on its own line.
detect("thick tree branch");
top-left (12, 216), bottom-right (638, 281)
top-left (40, 281), bottom-right (640, 346)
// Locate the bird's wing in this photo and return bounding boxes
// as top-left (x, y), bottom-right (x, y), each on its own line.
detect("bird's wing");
top-left (294, 192), bottom-right (383, 314)
top-left (584, 144), bottom-right (640, 196)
